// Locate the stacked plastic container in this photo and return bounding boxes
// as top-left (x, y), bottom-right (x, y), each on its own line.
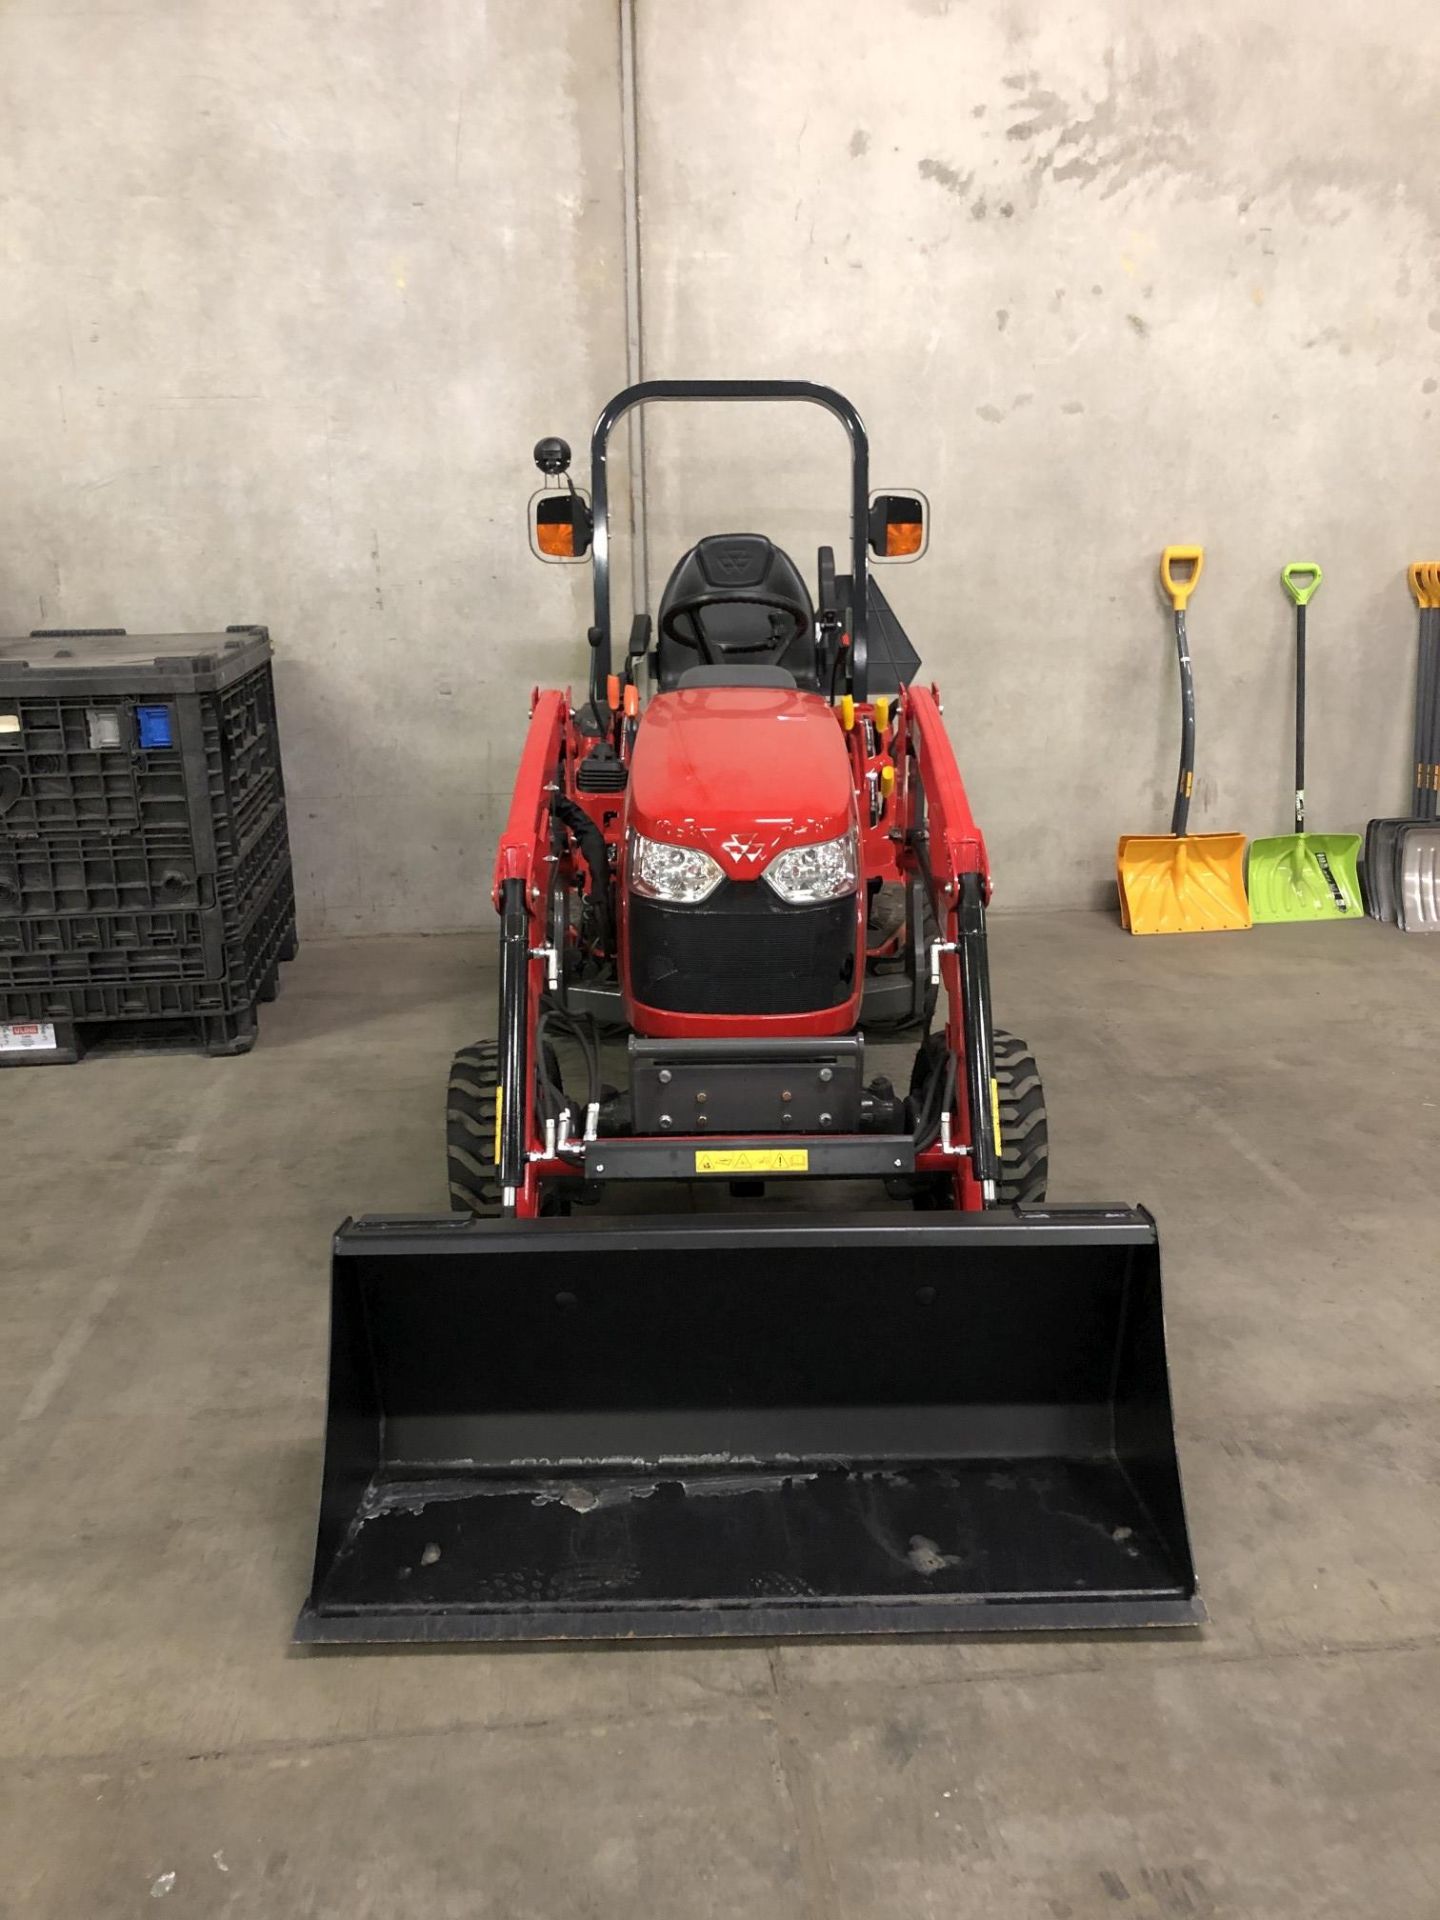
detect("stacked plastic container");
top-left (0, 626), bottom-right (297, 1063)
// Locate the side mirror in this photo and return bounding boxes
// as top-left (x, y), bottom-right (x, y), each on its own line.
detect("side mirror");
top-left (529, 489), bottom-right (593, 562)
top-left (529, 435), bottom-right (593, 562)
top-left (868, 490), bottom-right (929, 561)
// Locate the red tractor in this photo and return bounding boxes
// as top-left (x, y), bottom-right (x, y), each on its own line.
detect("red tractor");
top-left (299, 382), bottom-right (1199, 1646)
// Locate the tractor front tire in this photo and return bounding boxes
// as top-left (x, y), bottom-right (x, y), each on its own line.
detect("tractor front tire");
top-left (447, 1040), bottom-right (502, 1215)
top-left (993, 1028), bottom-right (1048, 1206)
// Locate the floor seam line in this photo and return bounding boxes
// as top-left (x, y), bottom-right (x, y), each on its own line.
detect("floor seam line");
top-left (0, 1691), bottom-right (781, 1778)
top-left (6, 1631), bottom-right (1439, 1777)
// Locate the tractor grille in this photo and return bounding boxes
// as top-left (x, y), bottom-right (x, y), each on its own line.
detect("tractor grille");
top-left (628, 885), bottom-right (858, 1015)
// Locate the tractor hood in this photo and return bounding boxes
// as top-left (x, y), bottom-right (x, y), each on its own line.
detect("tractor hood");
top-left (626, 686), bottom-right (855, 881)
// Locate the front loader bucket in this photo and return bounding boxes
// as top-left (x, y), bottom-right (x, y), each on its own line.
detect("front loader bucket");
top-left (1116, 832), bottom-right (1250, 934)
top-left (297, 1209), bottom-right (1201, 1643)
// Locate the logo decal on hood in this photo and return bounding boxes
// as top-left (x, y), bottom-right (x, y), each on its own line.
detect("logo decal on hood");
top-left (720, 834), bottom-right (765, 864)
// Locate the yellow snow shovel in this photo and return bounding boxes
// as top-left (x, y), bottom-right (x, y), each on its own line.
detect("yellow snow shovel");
top-left (1117, 547), bottom-right (1251, 934)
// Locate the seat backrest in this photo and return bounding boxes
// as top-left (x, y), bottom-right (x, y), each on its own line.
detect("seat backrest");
top-left (655, 535), bottom-right (818, 690)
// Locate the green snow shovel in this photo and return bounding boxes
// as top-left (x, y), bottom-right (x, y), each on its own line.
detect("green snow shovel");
top-left (1248, 564), bottom-right (1363, 922)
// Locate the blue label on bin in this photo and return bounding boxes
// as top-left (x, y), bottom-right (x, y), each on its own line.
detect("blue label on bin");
top-left (136, 705), bottom-right (173, 749)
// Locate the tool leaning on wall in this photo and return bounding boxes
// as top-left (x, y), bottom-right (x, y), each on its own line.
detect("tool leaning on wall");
top-left (1116, 546), bottom-right (1250, 936)
top-left (1247, 564), bottom-right (1363, 923)
top-left (1363, 563), bottom-right (1440, 930)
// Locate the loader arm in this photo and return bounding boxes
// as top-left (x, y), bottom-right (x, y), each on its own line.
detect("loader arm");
top-left (490, 690), bottom-right (570, 1207)
top-left (904, 684), bottom-right (1001, 1203)
top-left (493, 688), bottom-right (569, 905)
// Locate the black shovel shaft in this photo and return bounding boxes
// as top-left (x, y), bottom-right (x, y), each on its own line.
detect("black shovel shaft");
top-left (1412, 608), bottom-right (1425, 817)
top-left (1425, 606), bottom-right (1439, 822)
top-left (1294, 600), bottom-right (1307, 834)
top-left (1170, 609), bottom-right (1195, 837)
top-left (1415, 604), bottom-right (1434, 820)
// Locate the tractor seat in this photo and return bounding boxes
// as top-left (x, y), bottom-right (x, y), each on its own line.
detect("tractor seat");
top-left (655, 534), bottom-right (818, 690)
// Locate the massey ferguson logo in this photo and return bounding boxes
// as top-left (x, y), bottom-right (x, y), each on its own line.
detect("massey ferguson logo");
top-left (712, 548), bottom-right (751, 579)
top-left (720, 834), bottom-right (764, 864)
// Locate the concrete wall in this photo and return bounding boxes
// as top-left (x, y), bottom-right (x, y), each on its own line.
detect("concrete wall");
top-left (636, 0), bottom-right (1440, 910)
top-left (0, 0), bottom-right (628, 933)
top-left (3, 0), bottom-right (1438, 928)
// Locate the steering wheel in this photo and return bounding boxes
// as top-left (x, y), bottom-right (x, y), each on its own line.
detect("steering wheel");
top-left (658, 589), bottom-right (811, 665)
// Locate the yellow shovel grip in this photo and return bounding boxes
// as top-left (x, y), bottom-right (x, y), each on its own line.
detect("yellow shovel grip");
top-left (1160, 546), bottom-right (1204, 611)
top-left (1412, 562), bottom-right (1440, 608)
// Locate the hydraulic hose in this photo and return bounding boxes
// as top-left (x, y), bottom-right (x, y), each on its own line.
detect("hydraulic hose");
top-left (913, 1047), bottom-right (957, 1154)
top-left (535, 1009), bottom-right (602, 1129)
top-left (553, 794), bottom-right (613, 959)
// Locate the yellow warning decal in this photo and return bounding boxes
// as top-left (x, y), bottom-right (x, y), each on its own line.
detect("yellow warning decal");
top-left (493, 1088), bottom-right (504, 1166)
top-left (989, 1076), bottom-right (1003, 1153)
top-left (694, 1148), bottom-right (810, 1175)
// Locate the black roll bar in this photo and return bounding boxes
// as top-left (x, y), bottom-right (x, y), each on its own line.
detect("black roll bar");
top-left (588, 380), bottom-right (870, 704)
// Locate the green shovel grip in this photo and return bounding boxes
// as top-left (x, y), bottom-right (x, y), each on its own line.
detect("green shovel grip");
top-left (1282, 563), bottom-right (1322, 606)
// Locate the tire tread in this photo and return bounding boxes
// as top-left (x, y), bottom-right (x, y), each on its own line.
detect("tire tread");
top-left (446, 1038), bottom-right (502, 1215)
top-left (992, 1027), bottom-right (1048, 1206)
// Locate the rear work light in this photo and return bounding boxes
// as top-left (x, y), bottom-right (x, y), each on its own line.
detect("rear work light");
top-left (629, 833), bottom-right (725, 904)
top-left (763, 831), bottom-right (859, 904)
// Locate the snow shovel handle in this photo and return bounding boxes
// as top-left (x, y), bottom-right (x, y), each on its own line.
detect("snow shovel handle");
top-left (1281, 568), bottom-right (1321, 833)
top-left (1159, 546), bottom-right (1204, 611)
top-left (1170, 606), bottom-right (1196, 837)
top-left (1282, 563), bottom-right (1322, 607)
top-left (1160, 548), bottom-right (1203, 835)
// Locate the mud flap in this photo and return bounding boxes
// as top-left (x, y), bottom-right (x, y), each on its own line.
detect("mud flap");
top-left (296, 1208), bottom-right (1202, 1643)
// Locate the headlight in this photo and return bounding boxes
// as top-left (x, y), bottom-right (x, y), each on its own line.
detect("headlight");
top-left (762, 832), bottom-right (859, 905)
top-left (629, 833), bottom-right (725, 904)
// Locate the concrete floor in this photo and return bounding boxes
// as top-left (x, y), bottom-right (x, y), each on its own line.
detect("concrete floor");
top-left (3, 912), bottom-right (1438, 1918)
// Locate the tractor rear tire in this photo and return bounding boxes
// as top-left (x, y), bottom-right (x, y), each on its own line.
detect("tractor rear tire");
top-left (447, 1039), bottom-right (502, 1215)
top-left (993, 1028), bottom-right (1048, 1206)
